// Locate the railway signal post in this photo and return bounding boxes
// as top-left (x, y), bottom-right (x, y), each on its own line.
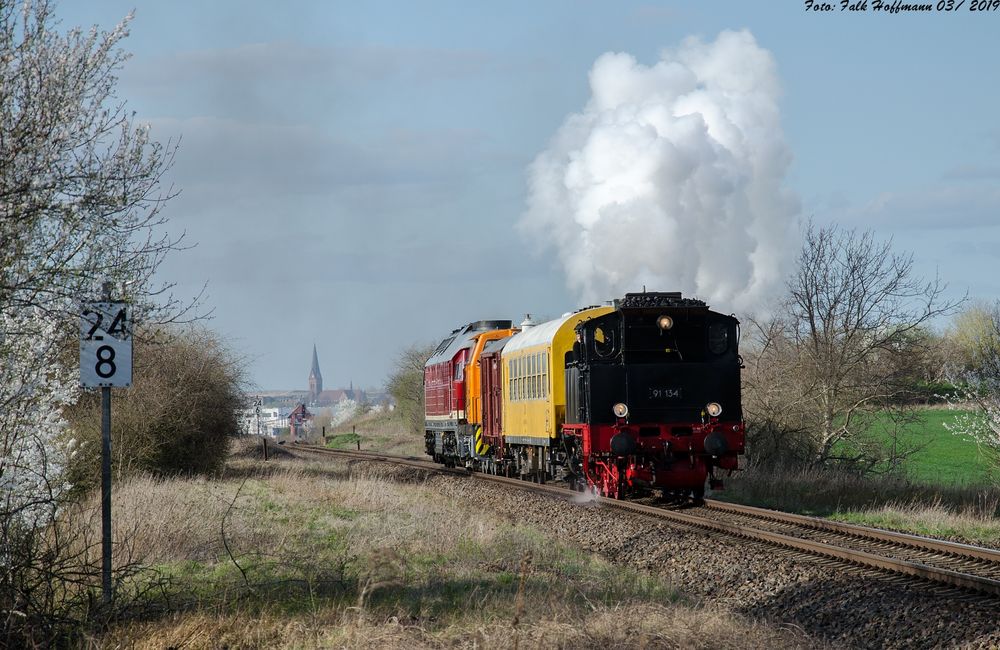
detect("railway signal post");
top-left (80, 285), bottom-right (132, 606)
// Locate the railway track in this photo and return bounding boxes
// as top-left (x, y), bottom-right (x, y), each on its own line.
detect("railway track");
top-left (288, 443), bottom-right (1000, 599)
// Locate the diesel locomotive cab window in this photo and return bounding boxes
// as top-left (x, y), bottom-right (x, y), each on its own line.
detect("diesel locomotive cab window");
top-left (708, 323), bottom-right (729, 355)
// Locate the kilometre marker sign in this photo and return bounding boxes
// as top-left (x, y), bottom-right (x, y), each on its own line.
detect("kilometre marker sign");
top-left (80, 301), bottom-right (132, 387)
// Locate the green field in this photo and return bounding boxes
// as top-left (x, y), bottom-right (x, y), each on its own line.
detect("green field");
top-left (863, 408), bottom-right (993, 485)
top-left (325, 431), bottom-right (362, 449)
top-left (824, 408), bottom-right (989, 486)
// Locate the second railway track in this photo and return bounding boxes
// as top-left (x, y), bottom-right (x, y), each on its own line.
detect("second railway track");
top-left (289, 443), bottom-right (1000, 599)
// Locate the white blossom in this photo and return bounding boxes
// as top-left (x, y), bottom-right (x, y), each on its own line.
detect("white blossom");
top-left (944, 376), bottom-right (1000, 478)
top-left (330, 399), bottom-right (359, 427)
top-left (0, 305), bottom-right (79, 534)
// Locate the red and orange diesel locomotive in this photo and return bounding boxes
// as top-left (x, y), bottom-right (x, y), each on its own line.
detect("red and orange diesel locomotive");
top-left (423, 292), bottom-right (744, 499)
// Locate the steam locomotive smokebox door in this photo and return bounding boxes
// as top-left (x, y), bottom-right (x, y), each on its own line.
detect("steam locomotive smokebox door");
top-left (704, 432), bottom-right (728, 456)
top-left (610, 432), bottom-right (637, 456)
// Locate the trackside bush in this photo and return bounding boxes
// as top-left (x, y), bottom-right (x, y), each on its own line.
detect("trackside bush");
top-left (64, 326), bottom-right (247, 489)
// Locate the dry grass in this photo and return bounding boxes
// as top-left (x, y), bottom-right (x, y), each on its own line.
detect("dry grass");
top-left (829, 497), bottom-right (1000, 546)
top-left (106, 602), bottom-right (811, 649)
top-left (85, 440), bottom-right (813, 649)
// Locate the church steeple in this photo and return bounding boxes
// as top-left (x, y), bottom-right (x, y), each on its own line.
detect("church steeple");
top-left (308, 344), bottom-right (323, 404)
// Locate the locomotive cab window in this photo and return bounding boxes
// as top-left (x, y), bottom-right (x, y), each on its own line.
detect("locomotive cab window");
top-left (590, 315), bottom-right (621, 360)
top-left (708, 323), bottom-right (729, 355)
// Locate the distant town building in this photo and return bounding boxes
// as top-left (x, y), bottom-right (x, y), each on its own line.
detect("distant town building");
top-left (308, 344), bottom-right (323, 404)
top-left (306, 345), bottom-right (368, 407)
top-left (314, 384), bottom-right (366, 406)
top-left (288, 403), bottom-right (313, 439)
top-left (239, 404), bottom-right (289, 437)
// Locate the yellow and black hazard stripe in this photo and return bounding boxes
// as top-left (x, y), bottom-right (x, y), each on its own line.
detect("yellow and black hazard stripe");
top-left (474, 426), bottom-right (490, 456)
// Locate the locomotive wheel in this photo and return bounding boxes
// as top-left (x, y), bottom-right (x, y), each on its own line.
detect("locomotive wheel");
top-left (690, 484), bottom-right (705, 502)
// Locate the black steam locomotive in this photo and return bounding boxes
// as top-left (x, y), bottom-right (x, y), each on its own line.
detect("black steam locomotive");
top-left (424, 292), bottom-right (744, 499)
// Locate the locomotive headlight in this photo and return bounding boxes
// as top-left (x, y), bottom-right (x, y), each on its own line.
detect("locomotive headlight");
top-left (706, 402), bottom-right (722, 418)
top-left (657, 315), bottom-right (674, 331)
top-left (613, 402), bottom-right (629, 418)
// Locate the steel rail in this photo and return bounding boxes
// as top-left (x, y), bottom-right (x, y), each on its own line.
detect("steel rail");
top-left (289, 444), bottom-right (1000, 597)
top-left (702, 499), bottom-right (1000, 563)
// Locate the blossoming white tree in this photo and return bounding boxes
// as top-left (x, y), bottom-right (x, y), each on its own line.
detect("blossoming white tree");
top-left (1, 1), bottom-right (186, 640)
top-left (0, 308), bottom-right (80, 636)
top-left (943, 304), bottom-right (1000, 481)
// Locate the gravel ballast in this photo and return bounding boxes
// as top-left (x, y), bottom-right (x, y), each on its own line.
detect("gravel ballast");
top-left (350, 461), bottom-right (1000, 649)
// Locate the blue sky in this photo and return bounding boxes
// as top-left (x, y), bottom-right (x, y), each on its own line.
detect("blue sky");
top-left (55, 1), bottom-right (1000, 390)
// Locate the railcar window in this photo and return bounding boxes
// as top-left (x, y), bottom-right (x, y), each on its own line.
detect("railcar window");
top-left (514, 358), bottom-right (519, 401)
top-left (527, 356), bottom-right (532, 400)
top-left (515, 358), bottom-right (520, 401)
top-left (521, 357), bottom-right (526, 399)
top-left (529, 354), bottom-right (535, 399)
top-left (519, 357), bottom-right (525, 400)
top-left (532, 354), bottom-right (538, 399)
top-left (537, 353), bottom-right (542, 398)
top-left (528, 354), bottom-right (535, 399)
top-left (508, 352), bottom-right (552, 401)
top-left (536, 353), bottom-right (542, 398)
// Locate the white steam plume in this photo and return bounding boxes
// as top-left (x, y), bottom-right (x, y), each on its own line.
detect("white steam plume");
top-left (521, 30), bottom-right (799, 312)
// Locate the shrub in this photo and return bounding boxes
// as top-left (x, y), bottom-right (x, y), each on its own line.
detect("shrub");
top-left (64, 326), bottom-right (247, 489)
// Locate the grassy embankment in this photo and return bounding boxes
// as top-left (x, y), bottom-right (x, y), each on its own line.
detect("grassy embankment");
top-left (718, 408), bottom-right (1000, 546)
top-left (94, 439), bottom-right (806, 649)
top-left (326, 409), bottom-right (425, 457)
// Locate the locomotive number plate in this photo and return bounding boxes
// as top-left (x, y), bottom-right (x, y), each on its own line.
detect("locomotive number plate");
top-left (648, 387), bottom-right (682, 400)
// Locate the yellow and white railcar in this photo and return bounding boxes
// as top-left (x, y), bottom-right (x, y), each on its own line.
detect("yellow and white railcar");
top-left (500, 306), bottom-right (613, 446)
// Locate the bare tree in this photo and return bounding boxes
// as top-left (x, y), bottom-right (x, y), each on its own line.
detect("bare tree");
top-left (386, 343), bottom-right (435, 436)
top-left (946, 302), bottom-right (1000, 375)
top-left (744, 222), bottom-right (961, 471)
